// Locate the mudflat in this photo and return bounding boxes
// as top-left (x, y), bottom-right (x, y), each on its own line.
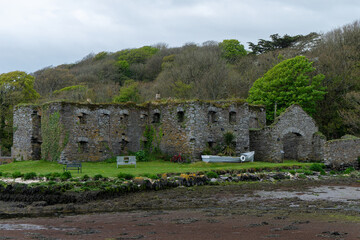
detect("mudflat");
top-left (0, 178), bottom-right (359, 239)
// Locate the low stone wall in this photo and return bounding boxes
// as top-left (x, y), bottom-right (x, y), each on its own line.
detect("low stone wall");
top-left (324, 138), bottom-right (360, 169)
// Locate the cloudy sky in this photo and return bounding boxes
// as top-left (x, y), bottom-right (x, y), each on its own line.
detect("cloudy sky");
top-left (0, 0), bottom-right (359, 74)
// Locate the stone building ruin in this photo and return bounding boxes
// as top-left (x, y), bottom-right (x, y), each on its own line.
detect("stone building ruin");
top-left (11, 100), bottom-right (360, 168)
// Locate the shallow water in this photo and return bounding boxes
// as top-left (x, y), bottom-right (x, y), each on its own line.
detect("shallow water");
top-left (255, 186), bottom-right (360, 202)
top-left (0, 224), bottom-right (47, 230)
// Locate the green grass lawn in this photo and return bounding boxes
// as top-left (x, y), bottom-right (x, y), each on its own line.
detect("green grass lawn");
top-left (0, 160), bottom-right (312, 178)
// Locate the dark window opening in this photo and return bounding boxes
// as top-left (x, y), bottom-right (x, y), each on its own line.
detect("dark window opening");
top-left (152, 113), bottom-right (160, 123)
top-left (177, 111), bottom-right (185, 123)
top-left (120, 114), bottom-right (129, 124)
top-left (78, 114), bottom-right (87, 124)
top-left (229, 111), bottom-right (236, 124)
top-left (78, 141), bottom-right (88, 153)
top-left (208, 141), bottom-right (215, 149)
top-left (120, 139), bottom-right (129, 152)
top-left (208, 111), bottom-right (217, 123)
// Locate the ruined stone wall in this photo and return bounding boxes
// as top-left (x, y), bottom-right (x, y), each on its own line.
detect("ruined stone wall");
top-left (13, 100), bottom-right (254, 162)
top-left (12, 105), bottom-right (41, 160)
top-left (311, 132), bottom-right (327, 162)
top-left (250, 105), bottom-right (319, 162)
top-left (249, 105), bottom-right (266, 129)
top-left (146, 101), bottom-right (250, 159)
top-left (324, 138), bottom-right (360, 169)
top-left (43, 102), bottom-right (147, 162)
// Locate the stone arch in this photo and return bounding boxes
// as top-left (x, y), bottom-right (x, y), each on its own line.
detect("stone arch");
top-left (281, 127), bottom-right (306, 160)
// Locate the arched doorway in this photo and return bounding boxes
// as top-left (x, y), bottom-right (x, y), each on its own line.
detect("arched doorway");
top-left (282, 132), bottom-right (304, 160)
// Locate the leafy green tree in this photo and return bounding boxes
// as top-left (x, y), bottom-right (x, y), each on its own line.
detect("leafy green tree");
top-left (113, 80), bottom-right (140, 103)
top-left (219, 39), bottom-right (247, 63)
top-left (247, 56), bottom-right (326, 123)
top-left (53, 85), bottom-right (88, 102)
top-left (0, 71), bottom-right (40, 154)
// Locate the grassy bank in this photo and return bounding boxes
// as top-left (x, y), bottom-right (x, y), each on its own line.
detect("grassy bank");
top-left (0, 160), bottom-right (312, 178)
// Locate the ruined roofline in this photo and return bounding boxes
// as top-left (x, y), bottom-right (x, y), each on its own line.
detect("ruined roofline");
top-left (15, 98), bottom-right (265, 109)
top-left (270, 104), bottom-right (318, 128)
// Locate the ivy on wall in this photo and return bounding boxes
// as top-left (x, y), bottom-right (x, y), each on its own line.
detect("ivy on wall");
top-left (41, 111), bottom-right (69, 161)
top-left (142, 125), bottom-right (163, 154)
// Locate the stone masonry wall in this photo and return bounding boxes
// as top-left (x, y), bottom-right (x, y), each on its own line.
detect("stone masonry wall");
top-left (248, 105), bottom-right (266, 129)
top-left (154, 101), bottom-right (250, 159)
top-left (13, 100), bottom-right (253, 162)
top-left (250, 105), bottom-right (319, 162)
top-left (12, 105), bottom-right (42, 160)
top-left (324, 138), bottom-right (360, 169)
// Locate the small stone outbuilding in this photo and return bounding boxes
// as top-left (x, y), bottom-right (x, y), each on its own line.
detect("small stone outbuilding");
top-left (250, 105), bottom-right (325, 162)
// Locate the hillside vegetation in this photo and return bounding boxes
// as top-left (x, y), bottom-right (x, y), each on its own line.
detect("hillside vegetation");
top-left (1, 20), bottom-right (359, 154)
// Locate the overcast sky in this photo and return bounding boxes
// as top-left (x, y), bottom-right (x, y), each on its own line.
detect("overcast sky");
top-left (0, 0), bottom-right (359, 74)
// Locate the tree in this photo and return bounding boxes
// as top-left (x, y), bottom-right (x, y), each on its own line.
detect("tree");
top-left (309, 20), bottom-right (360, 138)
top-left (113, 80), bottom-right (140, 103)
top-left (0, 71), bottom-right (40, 154)
top-left (219, 39), bottom-right (247, 63)
top-left (248, 33), bottom-right (319, 54)
top-left (247, 56), bottom-right (326, 123)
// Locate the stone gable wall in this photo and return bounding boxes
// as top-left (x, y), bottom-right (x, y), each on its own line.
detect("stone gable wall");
top-left (250, 105), bottom-right (319, 162)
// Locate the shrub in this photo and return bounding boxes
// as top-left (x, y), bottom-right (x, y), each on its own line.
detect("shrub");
top-left (23, 172), bottom-right (37, 180)
top-left (309, 163), bottom-right (325, 172)
top-left (81, 174), bottom-right (90, 181)
top-left (206, 171), bottom-right (219, 179)
top-left (343, 167), bottom-right (355, 174)
top-left (93, 174), bottom-right (103, 180)
top-left (298, 174), bottom-right (307, 179)
top-left (0, 172), bottom-right (2, 176)
top-left (303, 170), bottom-right (313, 175)
top-left (117, 172), bottom-right (135, 180)
top-left (60, 171), bottom-right (72, 181)
top-left (135, 150), bottom-right (148, 162)
top-left (143, 173), bottom-right (159, 179)
top-left (289, 170), bottom-right (296, 175)
top-left (12, 171), bottom-right (23, 178)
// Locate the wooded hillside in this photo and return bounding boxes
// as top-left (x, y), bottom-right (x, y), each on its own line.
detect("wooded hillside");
top-left (2, 20), bottom-right (359, 155)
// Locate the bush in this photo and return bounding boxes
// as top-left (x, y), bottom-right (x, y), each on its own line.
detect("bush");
top-left (206, 171), bottom-right (219, 179)
top-left (117, 172), bottom-right (135, 180)
top-left (135, 150), bottom-right (148, 162)
top-left (12, 171), bottom-right (23, 178)
top-left (93, 174), bottom-right (103, 180)
top-left (105, 157), bottom-right (116, 163)
top-left (142, 173), bottom-right (159, 179)
top-left (303, 170), bottom-right (313, 175)
top-left (23, 172), bottom-right (37, 180)
top-left (289, 170), bottom-right (296, 175)
top-left (309, 163), bottom-right (325, 172)
top-left (60, 171), bottom-right (72, 181)
top-left (298, 174), bottom-right (307, 179)
top-left (81, 174), bottom-right (90, 181)
top-left (343, 167), bottom-right (355, 174)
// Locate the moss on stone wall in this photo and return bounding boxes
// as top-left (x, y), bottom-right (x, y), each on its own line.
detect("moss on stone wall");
top-left (41, 111), bottom-right (69, 161)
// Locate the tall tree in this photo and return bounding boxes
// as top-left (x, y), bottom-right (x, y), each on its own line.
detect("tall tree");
top-left (0, 71), bottom-right (40, 154)
top-left (247, 56), bottom-right (326, 123)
